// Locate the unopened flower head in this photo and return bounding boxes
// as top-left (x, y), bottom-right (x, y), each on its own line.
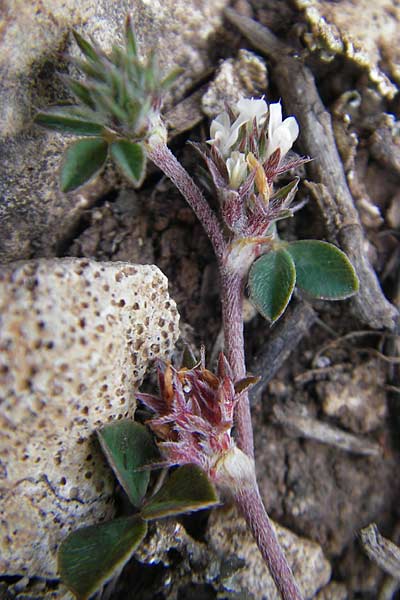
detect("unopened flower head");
top-left (136, 351), bottom-right (258, 487)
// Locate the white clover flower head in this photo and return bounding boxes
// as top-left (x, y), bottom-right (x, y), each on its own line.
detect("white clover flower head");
top-left (226, 151), bottom-right (248, 189)
top-left (266, 101), bottom-right (299, 161)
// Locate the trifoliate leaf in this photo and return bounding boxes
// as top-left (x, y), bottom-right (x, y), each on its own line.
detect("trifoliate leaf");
top-left (35, 107), bottom-right (103, 136)
top-left (60, 138), bottom-right (108, 192)
top-left (248, 249), bottom-right (296, 323)
top-left (286, 240), bottom-right (359, 300)
top-left (98, 420), bottom-right (160, 508)
top-left (58, 516), bottom-right (147, 600)
top-left (110, 140), bottom-right (146, 187)
top-left (141, 465), bottom-right (219, 520)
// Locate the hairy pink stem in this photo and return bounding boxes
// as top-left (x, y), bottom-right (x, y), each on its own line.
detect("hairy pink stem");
top-left (219, 268), bottom-right (254, 459)
top-left (235, 486), bottom-right (304, 600)
top-left (147, 142), bottom-right (226, 262)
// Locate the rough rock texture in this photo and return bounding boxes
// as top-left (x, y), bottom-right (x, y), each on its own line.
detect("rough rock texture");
top-left (205, 506), bottom-right (331, 599)
top-left (0, 258), bottom-right (180, 577)
top-left (0, 0), bottom-right (229, 263)
top-left (317, 360), bottom-right (387, 433)
top-left (295, 0), bottom-right (400, 99)
top-left (202, 50), bottom-right (268, 118)
top-left (132, 506), bottom-right (331, 599)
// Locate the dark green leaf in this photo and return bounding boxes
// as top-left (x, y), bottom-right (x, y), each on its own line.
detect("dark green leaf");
top-left (125, 16), bottom-right (138, 58)
top-left (286, 240), bottom-right (359, 300)
top-left (141, 464), bottom-right (219, 520)
top-left (248, 249), bottom-right (296, 323)
top-left (58, 516), bottom-right (147, 600)
top-left (98, 420), bottom-right (160, 508)
top-left (35, 108), bottom-right (103, 136)
top-left (60, 138), bottom-right (108, 192)
top-left (72, 30), bottom-right (101, 63)
top-left (110, 140), bottom-right (146, 187)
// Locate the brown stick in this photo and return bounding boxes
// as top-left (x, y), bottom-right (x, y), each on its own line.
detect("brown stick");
top-left (225, 8), bottom-right (398, 331)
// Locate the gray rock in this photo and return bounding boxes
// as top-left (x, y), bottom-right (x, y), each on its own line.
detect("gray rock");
top-left (0, 258), bottom-right (180, 577)
top-left (0, 0), bottom-right (229, 263)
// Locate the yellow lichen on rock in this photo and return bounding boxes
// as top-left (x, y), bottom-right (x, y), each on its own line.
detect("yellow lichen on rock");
top-left (296, 0), bottom-right (400, 99)
top-left (0, 258), bottom-right (180, 577)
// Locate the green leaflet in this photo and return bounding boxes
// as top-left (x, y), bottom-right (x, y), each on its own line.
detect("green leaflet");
top-left (110, 140), bottom-right (146, 187)
top-left (248, 249), bottom-right (296, 323)
top-left (141, 464), bottom-right (219, 520)
top-left (60, 138), bottom-right (108, 192)
top-left (35, 107), bottom-right (103, 136)
top-left (286, 240), bottom-right (359, 300)
top-left (98, 420), bottom-right (160, 508)
top-left (58, 516), bottom-right (147, 600)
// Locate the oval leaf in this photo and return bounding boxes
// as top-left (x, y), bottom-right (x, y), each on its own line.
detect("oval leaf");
top-left (110, 140), bottom-right (146, 187)
top-left (141, 464), bottom-right (219, 520)
top-left (58, 516), bottom-right (147, 600)
top-left (286, 240), bottom-right (359, 300)
top-left (60, 138), bottom-right (108, 192)
top-left (98, 420), bottom-right (160, 508)
top-left (35, 108), bottom-right (103, 136)
top-left (248, 249), bottom-right (296, 323)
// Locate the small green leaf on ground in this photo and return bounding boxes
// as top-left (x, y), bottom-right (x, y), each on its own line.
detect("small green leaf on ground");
top-left (286, 240), bottom-right (359, 300)
top-left (248, 249), bottom-right (296, 323)
top-left (110, 140), bottom-right (146, 187)
top-left (35, 108), bottom-right (103, 136)
top-left (58, 516), bottom-right (147, 600)
top-left (98, 420), bottom-right (160, 508)
top-left (141, 464), bottom-right (219, 520)
top-left (60, 138), bottom-right (108, 192)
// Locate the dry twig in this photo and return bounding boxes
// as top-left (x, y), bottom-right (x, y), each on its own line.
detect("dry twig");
top-left (360, 523), bottom-right (400, 580)
top-left (273, 405), bottom-right (381, 457)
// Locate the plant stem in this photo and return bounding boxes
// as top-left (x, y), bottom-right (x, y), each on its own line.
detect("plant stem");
top-left (149, 142), bottom-right (303, 600)
top-left (219, 268), bottom-right (254, 459)
top-left (147, 142), bottom-right (226, 262)
top-left (235, 486), bottom-right (304, 600)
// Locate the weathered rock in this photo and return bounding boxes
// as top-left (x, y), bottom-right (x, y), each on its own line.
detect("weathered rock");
top-left (202, 50), bottom-right (268, 117)
top-left (315, 581), bottom-right (348, 600)
top-left (317, 360), bottom-right (386, 433)
top-left (295, 0), bottom-right (400, 99)
top-left (205, 505), bottom-right (331, 599)
top-left (134, 505), bottom-right (331, 599)
top-left (0, 258), bottom-right (180, 577)
top-left (0, 0), bottom-right (230, 263)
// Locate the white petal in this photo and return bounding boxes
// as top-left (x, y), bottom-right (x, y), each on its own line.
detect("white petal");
top-left (268, 102), bottom-right (283, 138)
top-left (282, 116), bottom-right (299, 145)
top-left (235, 97), bottom-right (268, 127)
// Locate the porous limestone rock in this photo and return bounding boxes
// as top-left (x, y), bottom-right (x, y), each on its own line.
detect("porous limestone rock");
top-left (0, 0), bottom-right (229, 263)
top-left (295, 0), bottom-right (400, 99)
top-left (0, 258), bottom-right (180, 577)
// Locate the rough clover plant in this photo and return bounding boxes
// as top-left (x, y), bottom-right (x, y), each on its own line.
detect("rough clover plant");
top-left (35, 19), bottom-right (359, 600)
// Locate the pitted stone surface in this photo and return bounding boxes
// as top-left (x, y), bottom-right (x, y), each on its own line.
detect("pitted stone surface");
top-left (0, 258), bottom-right (180, 577)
